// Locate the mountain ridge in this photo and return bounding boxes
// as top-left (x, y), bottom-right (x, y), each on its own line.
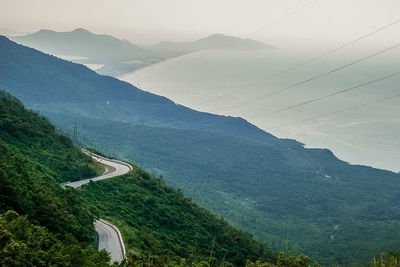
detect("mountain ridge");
top-left (1, 35), bottom-right (400, 265)
top-left (11, 28), bottom-right (152, 62)
top-left (0, 90), bottom-right (279, 266)
top-left (11, 29), bottom-right (275, 76)
top-left (147, 33), bottom-right (274, 58)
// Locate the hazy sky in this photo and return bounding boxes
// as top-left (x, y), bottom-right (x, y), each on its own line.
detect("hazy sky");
top-left (1, 0), bottom-right (399, 47)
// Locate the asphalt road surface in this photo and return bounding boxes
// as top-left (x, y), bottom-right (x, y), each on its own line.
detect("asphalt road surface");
top-left (64, 149), bottom-right (131, 262)
top-left (65, 150), bottom-right (132, 188)
top-left (95, 219), bottom-right (126, 263)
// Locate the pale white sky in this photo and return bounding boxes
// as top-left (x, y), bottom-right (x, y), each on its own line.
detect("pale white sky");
top-left (1, 0), bottom-right (399, 47)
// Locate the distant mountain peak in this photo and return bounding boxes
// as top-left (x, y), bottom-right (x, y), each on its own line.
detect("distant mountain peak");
top-left (200, 33), bottom-right (273, 47)
top-left (148, 33), bottom-right (274, 57)
top-left (207, 33), bottom-right (229, 38)
top-left (35, 28), bottom-right (95, 37)
top-left (70, 28), bottom-right (95, 36)
top-left (72, 28), bottom-right (91, 33)
top-left (11, 28), bottom-right (152, 63)
top-left (36, 29), bottom-right (55, 34)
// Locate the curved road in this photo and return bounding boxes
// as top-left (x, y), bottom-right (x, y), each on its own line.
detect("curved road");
top-left (65, 149), bottom-right (132, 263)
top-left (65, 149), bottom-right (132, 188)
top-left (95, 219), bottom-right (126, 263)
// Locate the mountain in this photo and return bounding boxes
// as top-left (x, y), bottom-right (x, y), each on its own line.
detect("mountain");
top-left (146, 33), bottom-right (274, 58)
top-left (12, 28), bottom-right (152, 62)
top-left (11, 28), bottom-right (160, 76)
top-left (11, 30), bottom-right (274, 77)
top-left (0, 90), bottom-right (111, 265)
top-left (0, 35), bottom-right (266, 139)
top-left (82, 159), bottom-right (276, 266)
top-left (0, 90), bottom-right (277, 266)
top-left (1, 36), bottom-right (400, 265)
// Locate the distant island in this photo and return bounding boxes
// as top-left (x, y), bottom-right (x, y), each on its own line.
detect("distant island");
top-left (11, 28), bottom-right (274, 76)
top-left (144, 33), bottom-right (275, 58)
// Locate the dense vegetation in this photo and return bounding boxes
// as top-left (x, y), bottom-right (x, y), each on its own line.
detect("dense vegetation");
top-left (1, 89), bottom-right (399, 266)
top-left (370, 252), bottom-right (400, 267)
top-left (0, 210), bottom-right (110, 266)
top-left (0, 91), bottom-right (278, 266)
top-left (0, 90), bottom-right (96, 183)
top-left (0, 91), bottom-right (110, 265)
top-left (69, 117), bottom-right (400, 265)
top-left (81, 168), bottom-right (276, 266)
top-left (2, 36), bottom-right (400, 265)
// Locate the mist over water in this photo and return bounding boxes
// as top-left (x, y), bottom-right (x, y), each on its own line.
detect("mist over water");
top-left (122, 46), bottom-right (400, 173)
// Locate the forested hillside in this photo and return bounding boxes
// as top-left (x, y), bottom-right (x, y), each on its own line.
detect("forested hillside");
top-left (0, 91), bottom-right (281, 266)
top-left (81, 168), bottom-right (275, 266)
top-left (0, 91), bottom-right (110, 265)
top-left (1, 36), bottom-right (400, 265)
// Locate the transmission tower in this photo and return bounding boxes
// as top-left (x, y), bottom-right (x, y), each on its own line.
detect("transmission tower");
top-left (73, 122), bottom-right (79, 145)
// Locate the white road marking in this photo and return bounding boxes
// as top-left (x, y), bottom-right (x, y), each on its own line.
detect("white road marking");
top-left (64, 149), bottom-right (130, 262)
top-left (64, 149), bottom-right (132, 188)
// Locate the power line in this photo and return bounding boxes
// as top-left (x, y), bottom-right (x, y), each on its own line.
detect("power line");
top-left (125, 70), bottom-right (400, 141)
top-left (195, 18), bottom-right (400, 108)
top-left (126, 18), bottom-right (400, 126)
top-left (216, 42), bottom-right (400, 112)
top-left (129, 0), bottom-right (320, 80)
top-left (140, 92), bottom-right (400, 149)
top-left (251, 70), bottom-right (400, 120)
top-left (137, 42), bottom-right (400, 127)
top-left (238, 0), bottom-right (320, 39)
top-left (113, 1), bottom-right (323, 125)
top-left (265, 93), bottom-right (400, 131)
top-left (36, 38), bottom-right (400, 144)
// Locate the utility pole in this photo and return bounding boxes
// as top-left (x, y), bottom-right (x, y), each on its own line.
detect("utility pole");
top-left (73, 122), bottom-right (78, 146)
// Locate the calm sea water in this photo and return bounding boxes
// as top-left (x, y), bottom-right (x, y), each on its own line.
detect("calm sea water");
top-left (121, 46), bottom-right (400, 173)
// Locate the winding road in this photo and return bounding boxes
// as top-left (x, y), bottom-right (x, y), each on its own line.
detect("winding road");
top-left (65, 149), bottom-right (132, 263)
top-left (65, 149), bottom-right (132, 188)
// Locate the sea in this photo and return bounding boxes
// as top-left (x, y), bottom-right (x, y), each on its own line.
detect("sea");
top-left (121, 44), bottom-right (400, 172)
